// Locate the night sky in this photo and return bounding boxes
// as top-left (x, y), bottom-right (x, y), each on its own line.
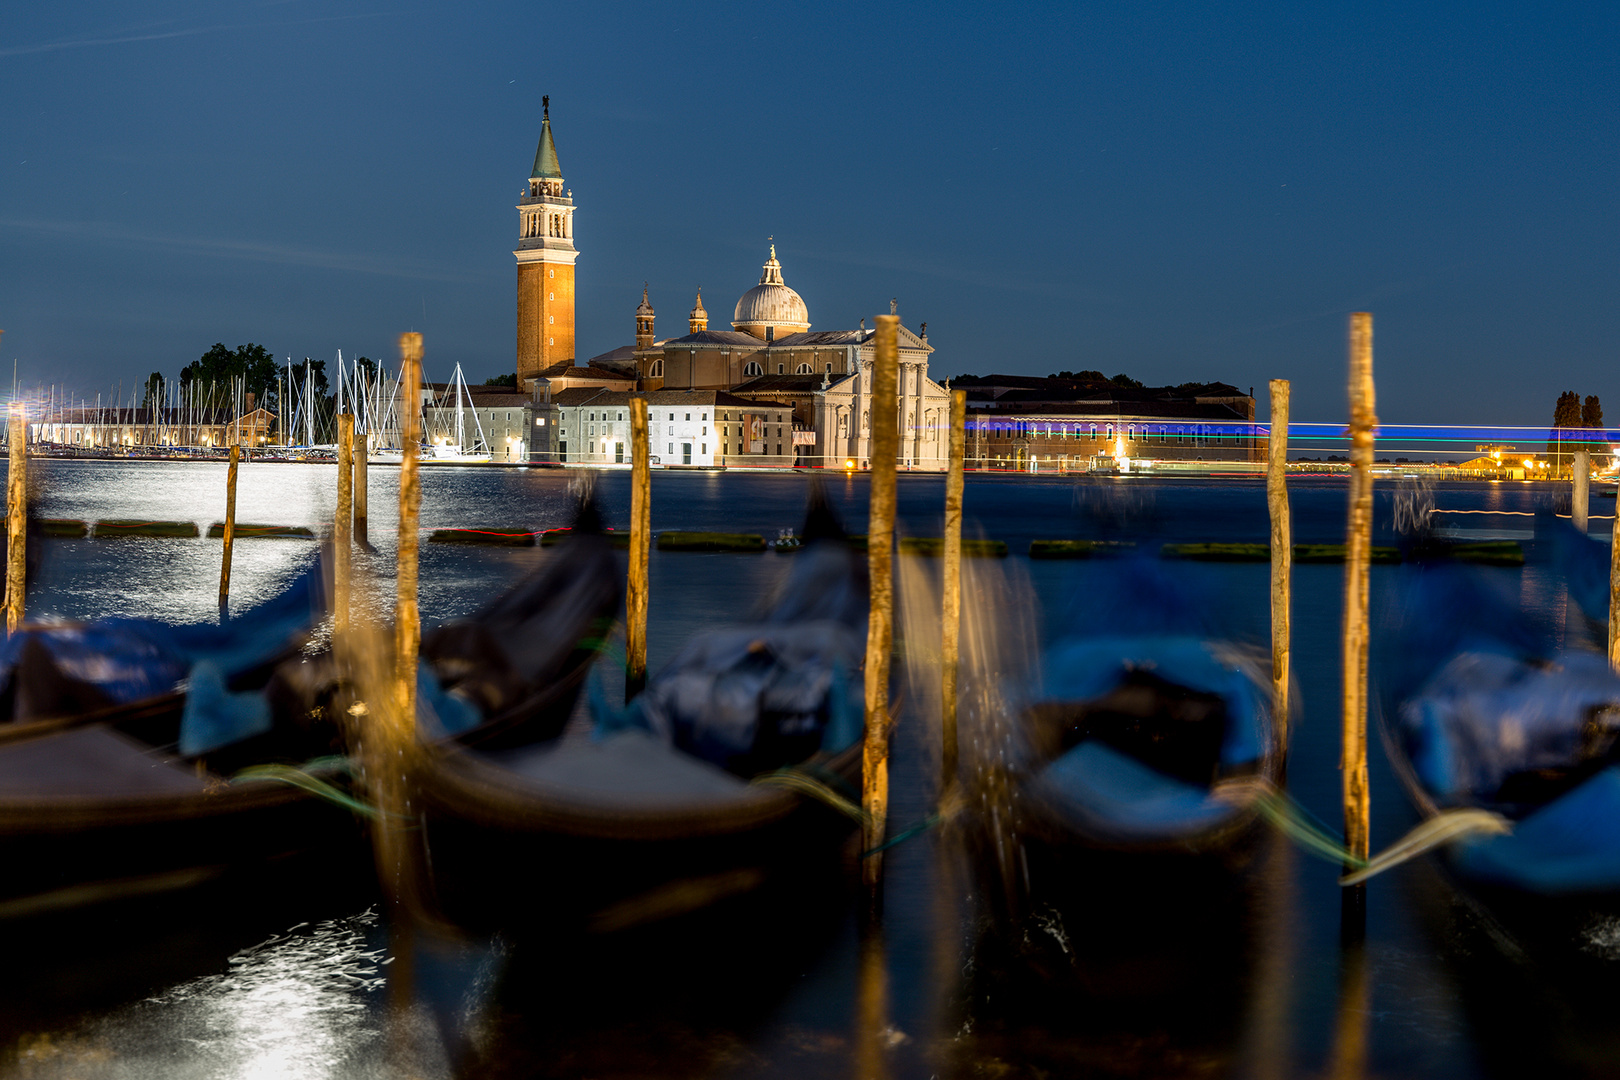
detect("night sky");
top-left (1, 1), bottom-right (1614, 424)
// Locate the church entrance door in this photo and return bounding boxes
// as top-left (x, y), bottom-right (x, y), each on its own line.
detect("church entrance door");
top-left (682, 443), bottom-right (692, 465)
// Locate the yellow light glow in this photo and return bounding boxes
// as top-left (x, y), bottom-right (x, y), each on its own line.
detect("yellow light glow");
top-left (844, 459), bottom-right (855, 470)
top-left (1523, 459), bottom-right (1534, 469)
top-left (1114, 437), bottom-right (1125, 457)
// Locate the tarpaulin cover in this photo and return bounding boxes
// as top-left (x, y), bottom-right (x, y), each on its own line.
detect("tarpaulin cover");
top-left (631, 621), bottom-right (864, 777)
top-left (1451, 766), bottom-right (1620, 893)
top-left (0, 564), bottom-right (321, 723)
top-left (1036, 739), bottom-right (1243, 843)
top-left (1039, 635), bottom-right (1266, 769)
top-left (603, 531), bottom-right (867, 777)
top-left (1401, 649), bottom-right (1620, 805)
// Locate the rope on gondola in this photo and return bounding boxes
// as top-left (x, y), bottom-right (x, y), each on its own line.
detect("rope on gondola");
top-left (749, 768), bottom-right (966, 858)
top-left (230, 756), bottom-right (386, 820)
top-left (1251, 787), bottom-right (1511, 884)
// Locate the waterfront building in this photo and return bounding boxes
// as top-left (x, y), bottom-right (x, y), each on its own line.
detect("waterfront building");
top-left (542, 388), bottom-right (795, 467)
top-left (951, 375), bottom-right (1261, 470)
top-left (420, 383), bottom-right (532, 463)
top-left (28, 403), bottom-right (276, 450)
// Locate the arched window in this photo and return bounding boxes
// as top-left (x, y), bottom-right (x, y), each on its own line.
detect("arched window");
top-left (797, 363), bottom-right (812, 374)
top-left (825, 362), bottom-right (833, 373)
top-left (743, 361), bottom-right (763, 377)
top-left (649, 359), bottom-right (663, 378)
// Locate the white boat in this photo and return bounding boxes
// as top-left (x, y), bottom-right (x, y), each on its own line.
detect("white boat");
top-left (419, 363), bottom-right (493, 464)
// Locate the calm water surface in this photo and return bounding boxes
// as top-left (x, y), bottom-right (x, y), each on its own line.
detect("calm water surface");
top-left (0, 463), bottom-right (1610, 1078)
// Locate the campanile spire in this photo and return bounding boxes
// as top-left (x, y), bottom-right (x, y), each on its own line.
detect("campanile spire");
top-left (515, 97), bottom-right (577, 390)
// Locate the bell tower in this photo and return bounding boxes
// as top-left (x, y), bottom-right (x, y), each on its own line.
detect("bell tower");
top-left (635, 285), bottom-right (656, 347)
top-left (689, 288), bottom-right (708, 333)
top-left (515, 96), bottom-right (578, 391)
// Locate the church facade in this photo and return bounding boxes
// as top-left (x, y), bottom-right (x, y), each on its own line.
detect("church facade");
top-left (512, 105), bottom-right (950, 470)
top-left (596, 250), bottom-right (952, 471)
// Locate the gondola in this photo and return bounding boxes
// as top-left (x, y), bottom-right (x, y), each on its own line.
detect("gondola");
top-left (0, 564), bottom-right (353, 914)
top-left (961, 558), bottom-right (1283, 1001)
top-left (414, 493), bottom-right (867, 933)
top-left (0, 495), bottom-right (628, 917)
top-left (1385, 565), bottom-right (1620, 909)
top-left (1381, 564), bottom-right (1620, 1067)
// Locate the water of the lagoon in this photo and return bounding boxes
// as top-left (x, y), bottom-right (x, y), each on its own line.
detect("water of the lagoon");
top-left (0, 461), bottom-right (1612, 1079)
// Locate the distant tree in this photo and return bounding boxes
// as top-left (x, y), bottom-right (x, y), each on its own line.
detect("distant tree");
top-left (1110, 373), bottom-right (1144, 389)
top-left (140, 372), bottom-right (163, 408)
top-left (181, 343), bottom-right (280, 412)
top-left (483, 373), bottom-right (517, 387)
top-left (1583, 394), bottom-right (1607, 457)
top-left (1549, 390), bottom-right (1582, 468)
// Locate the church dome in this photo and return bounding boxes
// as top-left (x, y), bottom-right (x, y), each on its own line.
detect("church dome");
top-left (732, 244), bottom-right (810, 339)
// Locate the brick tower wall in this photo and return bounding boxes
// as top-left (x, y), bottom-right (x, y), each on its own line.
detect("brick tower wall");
top-left (517, 262), bottom-right (576, 387)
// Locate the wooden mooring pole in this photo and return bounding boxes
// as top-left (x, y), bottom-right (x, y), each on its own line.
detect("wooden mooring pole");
top-left (1573, 449), bottom-right (1590, 534)
top-left (626, 397), bottom-right (651, 700)
top-left (396, 334), bottom-right (423, 723)
top-left (1342, 314), bottom-right (1376, 930)
top-left (863, 314), bottom-right (901, 892)
top-left (1268, 380), bottom-right (1292, 747)
top-left (5, 405), bottom-right (25, 635)
top-left (335, 414), bottom-right (354, 635)
top-left (941, 388), bottom-right (966, 794)
top-left (218, 443), bottom-right (240, 620)
top-left (354, 427), bottom-right (370, 546)
top-left (1609, 493), bottom-right (1620, 669)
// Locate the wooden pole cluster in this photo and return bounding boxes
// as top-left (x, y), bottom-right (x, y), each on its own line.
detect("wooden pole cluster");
top-left (5, 407), bottom-right (25, 635)
top-left (1342, 314), bottom-right (1376, 897)
top-left (862, 314), bottom-right (901, 890)
top-left (395, 333), bottom-right (423, 727)
top-left (1573, 449), bottom-right (1591, 534)
top-left (335, 414), bottom-right (354, 634)
top-left (940, 389), bottom-right (966, 793)
top-left (217, 444), bottom-right (239, 620)
top-left (1268, 380), bottom-right (1292, 746)
top-left (626, 398), bottom-right (652, 700)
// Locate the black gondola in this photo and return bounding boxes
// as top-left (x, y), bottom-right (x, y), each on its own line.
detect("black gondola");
top-left (0, 565), bottom-right (354, 914)
top-left (414, 492), bottom-right (867, 933)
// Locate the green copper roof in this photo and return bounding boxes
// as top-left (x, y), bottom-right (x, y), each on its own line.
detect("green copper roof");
top-left (530, 116), bottom-right (561, 179)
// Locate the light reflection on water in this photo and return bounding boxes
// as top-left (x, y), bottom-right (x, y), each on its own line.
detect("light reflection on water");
top-left (8, 911), bottom-right (450, 1080)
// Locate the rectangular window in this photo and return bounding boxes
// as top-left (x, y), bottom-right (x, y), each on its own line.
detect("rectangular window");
top-left (702, 426), bottom-right (707, 436)
top-left (701, 443), bottom-right (707, 455)
top-left (668, 443), bottom-right (674, 454)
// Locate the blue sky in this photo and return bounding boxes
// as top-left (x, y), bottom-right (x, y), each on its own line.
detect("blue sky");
top-left (1, 1), bottom-right (1615, 423)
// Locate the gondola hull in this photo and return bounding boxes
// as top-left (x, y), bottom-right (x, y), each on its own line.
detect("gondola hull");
top-left (416, 742), bottom-right (862, 933)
